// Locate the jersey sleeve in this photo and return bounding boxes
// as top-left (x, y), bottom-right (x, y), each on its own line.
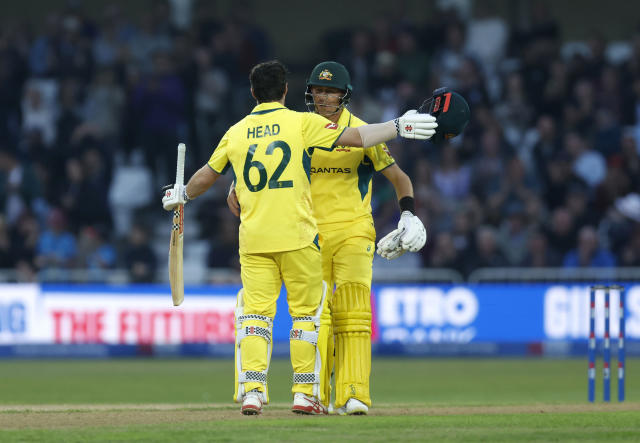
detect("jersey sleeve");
top-left (301, 112), bottom-right (346, 152)
top-left (365, 142), bottom-right (395, 172)
top-left (207, 131), bottom-right (231, 174)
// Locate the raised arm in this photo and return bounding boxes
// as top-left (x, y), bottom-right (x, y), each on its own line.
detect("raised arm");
top-left (336, 111), bottom-right (437, 148)
top-left (186, 165), bottom-right (221, 199)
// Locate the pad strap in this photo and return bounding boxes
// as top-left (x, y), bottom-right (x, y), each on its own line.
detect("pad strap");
top-left (290, 328), bottom-right (318, 345)
top-left (292, 316), bottom-right (320, 328)
top-left (293, 372), bottom-right (321, 384)
top-left (236, 314), bottom-right (272, 329)
top-left (239, 370), bottom-right (267, 384)
top-left (238, 325), bottom-right (271, 344)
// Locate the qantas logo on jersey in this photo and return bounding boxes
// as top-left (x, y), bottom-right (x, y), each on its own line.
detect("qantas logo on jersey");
top-left (310, 167), bottom-right (351, 174)
top-left (324, 122), bottom-right (338, 129)
top-left (318, 69), bottom-right (333, 80)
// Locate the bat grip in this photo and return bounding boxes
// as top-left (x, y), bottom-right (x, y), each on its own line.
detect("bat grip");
top-left (176, 143), bottom-right (186, 186)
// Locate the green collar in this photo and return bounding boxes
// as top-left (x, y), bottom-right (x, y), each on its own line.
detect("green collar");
top-left (250, 102), bottom-right (287, 115)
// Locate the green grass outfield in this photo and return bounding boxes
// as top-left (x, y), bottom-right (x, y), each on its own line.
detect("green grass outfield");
top-left (1, 358), bottom-right (639, 441)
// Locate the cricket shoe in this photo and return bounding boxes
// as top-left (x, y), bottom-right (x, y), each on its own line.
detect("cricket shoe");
top-left (336, 398), bottom-right (368, 415)
top-left (241, 389), bottom-right (263, 415)
top-left (291, 393), bottom-right (328, 415)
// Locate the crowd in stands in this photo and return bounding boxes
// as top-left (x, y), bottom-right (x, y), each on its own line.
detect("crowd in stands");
top-left (0, 0), bottom-right (639, 282)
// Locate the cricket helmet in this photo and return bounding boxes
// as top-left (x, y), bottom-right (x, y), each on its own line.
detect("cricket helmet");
top-left (419, 87), bottom-right (470, 143)
top-left (305, 61), bottom-right (353, 113)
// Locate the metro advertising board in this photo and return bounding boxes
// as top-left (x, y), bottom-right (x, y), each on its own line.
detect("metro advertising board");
top-left (376, 284), bottom-right (640, 344)
top-left (0, 283), bottom-right (639, 349)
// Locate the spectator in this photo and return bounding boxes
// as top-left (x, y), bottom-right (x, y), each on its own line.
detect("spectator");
top-left (428, 231), bottom-right (465, 273)
top-left (35, 208), bottom-right (77, 272)
top-left (620, 130), bottom-right (640, 191)
top-left (77, 226), bottom-right (117, 277)
top-left (433, 144), bottom-right (471, 201)
top-left (123, 224), bottom-right (157, 283)
top-left (193, 47), bottom-right (230, 164)
top-left (531, 115), bottom-right (561, 188)
top-left (541, 60), bottom-right (568, 118)
top-left (0, 215), bottom-right (14, 269)
top-left (464, 1), bottom-right (508, 99)
top-left (620, 225), bottom-right (640, 266)
top-left (81, 68), bottom-right (125, 141)
top-left (497, 201), bottom-right (533, 266)
top-left (472, 127), bottom-right (508, 202)
top-left (207, 211), bottom-right (240, 270)
top-left (522, 230), bottom-right (560, 267)
top-left (60, 148), bottom-right (112, 231)
top-left (542, 151), bottom-right (576, 210)
top-left (396, 28), bottom-right (430, 87)
top-left (494, 72), bottom-right (534, 147)
top-left (565, 182), bottom-right (599, 229)
top-left (464, 226), bottom-right (508, 273)
top-left (21, 81), bottom-right (58, 147)
top-left (11, 211), bottom-right (39, 278)
top-left (432, 21), bottom-right (466, 89)
top-left (565, 131), bottom-right (607, 188)
top-left (545, 207), bottom-right (576, 258)
top-left (0, 147), bottom-right (42, 226)
top-left (563, 225), bottom-right (616, 267)
top-left (601, 193), bottom-right (640, 259)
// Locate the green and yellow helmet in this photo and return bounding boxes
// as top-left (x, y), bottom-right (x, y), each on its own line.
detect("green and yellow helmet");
top-left (305, 61), bottom-right (353, 114)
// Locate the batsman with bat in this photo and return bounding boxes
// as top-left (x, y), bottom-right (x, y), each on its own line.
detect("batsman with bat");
top-left (162, 60), bottom-right (437, 416)
top-left (229, 61), bottom-right (427, 415)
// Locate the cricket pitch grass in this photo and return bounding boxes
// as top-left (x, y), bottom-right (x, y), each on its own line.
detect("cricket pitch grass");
top-left (1, 358), bottom-right (639, 441)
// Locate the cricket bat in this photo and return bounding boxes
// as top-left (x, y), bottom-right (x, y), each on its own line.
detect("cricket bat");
top-left (169, 143), bottom-right (186, 306)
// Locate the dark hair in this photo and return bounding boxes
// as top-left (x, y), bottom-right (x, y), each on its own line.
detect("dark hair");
top-left (249, 60), bottom-right (288, 103)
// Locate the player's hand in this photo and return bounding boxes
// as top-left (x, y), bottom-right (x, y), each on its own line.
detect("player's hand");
top-left (395, 110), bottom-right (437, 140)
top-left (376, 228), bottom-right (406, 260)
top-left (227, 181), bottom-right (240, 217)
top-left (162, 184), bottom-right (188, 211)
top-left (398, 211), bottom-right (427, 252)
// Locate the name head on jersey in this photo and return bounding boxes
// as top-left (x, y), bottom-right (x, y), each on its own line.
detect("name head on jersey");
top-left (247, 124), bottom-right (281, 139)
top-left (306, 61), bottom-right (352, 114)
top-left (250, 60), bottom-right (289, 103)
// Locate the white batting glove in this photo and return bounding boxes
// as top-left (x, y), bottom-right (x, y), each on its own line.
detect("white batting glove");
top-left (376, 228), bottom-right (406, 260)
top-left (398, 211), bottom-right (427, 252)
top-left (162, 184), bottom-right (188, 211)
top-left (395, 110), bottom-right (437, 140)
top-left (376, 211), bottom-right (427, 260)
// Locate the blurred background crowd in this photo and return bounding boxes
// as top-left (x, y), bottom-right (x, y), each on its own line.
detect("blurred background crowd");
top-left (1, 0), bottom-right (639, 283)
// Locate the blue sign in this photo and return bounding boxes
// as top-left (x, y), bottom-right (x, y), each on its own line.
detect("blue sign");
top-left (372, 284), bottom-right (640, 345)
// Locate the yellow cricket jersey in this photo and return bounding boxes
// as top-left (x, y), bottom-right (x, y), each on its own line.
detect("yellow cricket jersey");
top-left (310, 109), bottom-right (395, 228)
top-left (208, 102), bottom-right (346, 254)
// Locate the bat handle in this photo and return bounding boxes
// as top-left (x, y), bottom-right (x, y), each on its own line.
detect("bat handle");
top-left (176, 143), bottom-right (186, 186)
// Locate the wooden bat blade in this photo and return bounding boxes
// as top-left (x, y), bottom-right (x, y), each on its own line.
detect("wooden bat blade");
top-left (169, 204), bottom-right (184, 306)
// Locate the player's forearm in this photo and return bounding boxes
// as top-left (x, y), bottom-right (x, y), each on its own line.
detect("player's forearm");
top-left (336, 121), bottom-right (398, 148)
top-left (186, 165), bottom-right (220, 199)
top-left (357, 121), bottom-right (398, 147)
top-left (382, 164), bottom-right (414, 199)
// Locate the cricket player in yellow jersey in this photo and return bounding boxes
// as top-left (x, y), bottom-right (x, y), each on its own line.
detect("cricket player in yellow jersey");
top-left (229, 61), bottom-right (428, 415)
top-left (306, 61), bottom-right (428, 415)
top-left (163, 60), bottom-right (436, 416)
